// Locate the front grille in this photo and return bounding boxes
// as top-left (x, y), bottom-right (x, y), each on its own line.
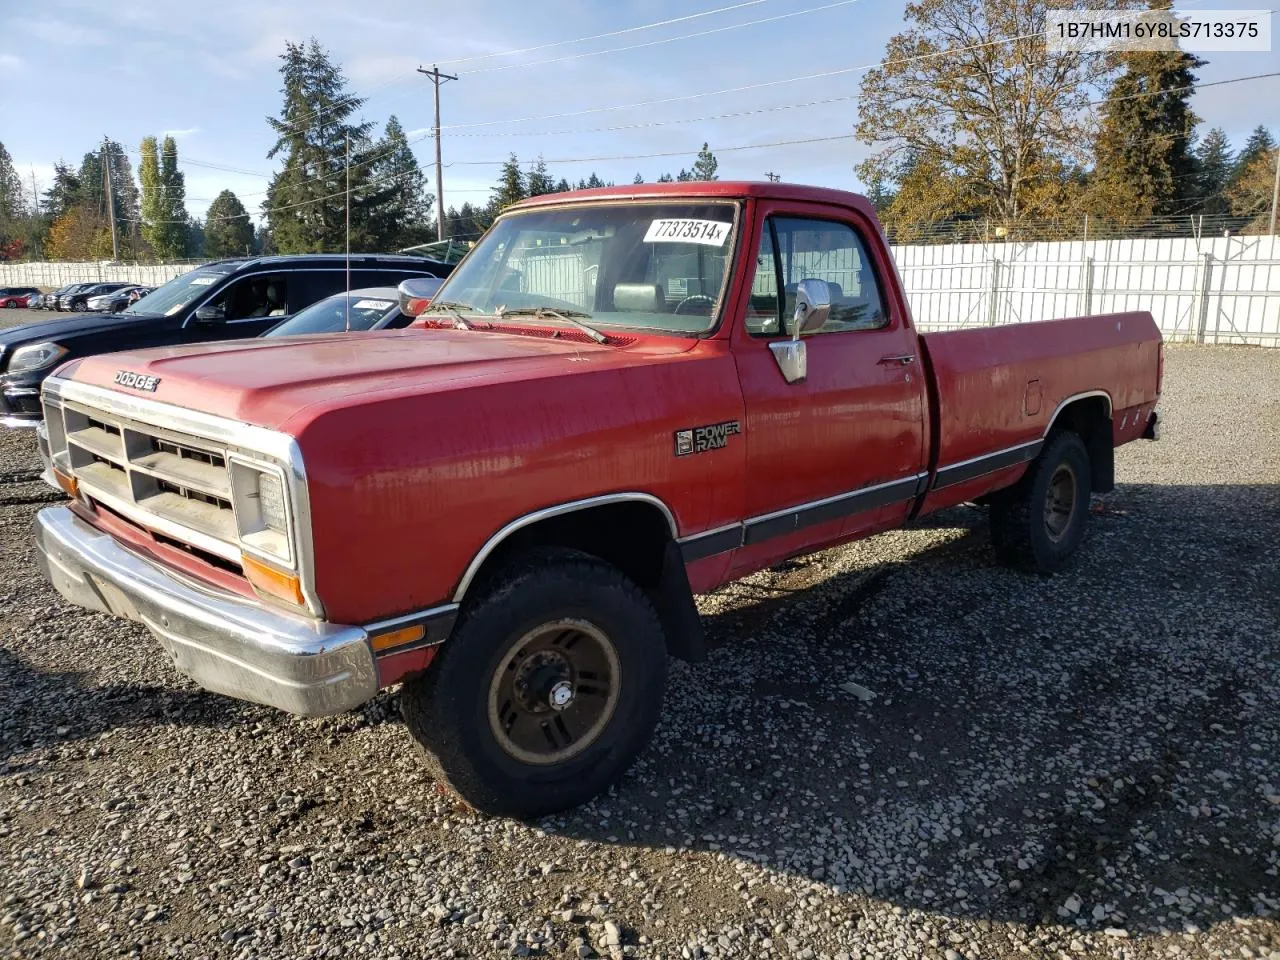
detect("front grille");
top-left (60, 400), bottom-right (239, 557)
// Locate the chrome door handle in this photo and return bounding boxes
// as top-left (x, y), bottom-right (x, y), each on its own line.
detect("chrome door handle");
top-left (878, 354), bottom-right (916, 365)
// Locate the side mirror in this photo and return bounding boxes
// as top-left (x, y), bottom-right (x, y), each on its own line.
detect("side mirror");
top-left (398, 277), bottom-right (445, 318)
top-left (789, 278), bottom-right (831, 338)
top-left (770, 279), bottom-right (831, 386)
top-left (194, 303), bottom-right (225, 324)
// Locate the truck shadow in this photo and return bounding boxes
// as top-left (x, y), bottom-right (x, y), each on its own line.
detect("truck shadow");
top-left (0, 645), bottom-right (253, 772)
top-left (548, 482), bottom-right (1280, 936)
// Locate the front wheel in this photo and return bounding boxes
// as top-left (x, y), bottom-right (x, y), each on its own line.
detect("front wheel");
top-left (401, 549), bottom-right (667, 818)
top-left (990, 431), bottom-right (1092, 574)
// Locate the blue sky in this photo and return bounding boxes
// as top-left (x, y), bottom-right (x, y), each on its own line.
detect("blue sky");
top-left (2, 0), bottom-right (1276, 226)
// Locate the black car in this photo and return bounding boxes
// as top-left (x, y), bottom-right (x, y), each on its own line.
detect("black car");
top-left (0, 253), bottom-right (452, 427)
top-left (39, 285), bottom-right (78, 310)
top-left (61, 282), bottom-right (134, 312)
top-left (53, 283), bottom-right (100, 311)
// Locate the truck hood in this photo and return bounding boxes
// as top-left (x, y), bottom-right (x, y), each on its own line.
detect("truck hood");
top-left (65, 328), bottom-right (692, 433)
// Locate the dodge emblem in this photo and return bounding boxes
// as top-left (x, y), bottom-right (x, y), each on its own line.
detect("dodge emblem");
top-left (114, 370), bottom-right (161, 392)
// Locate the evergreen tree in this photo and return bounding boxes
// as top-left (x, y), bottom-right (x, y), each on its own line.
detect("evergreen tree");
top-left (204, 190), bottom-right (255, 257)
top-left (139, 137), bottom-right (161, 241)
top-left (656, 173), bottom-right (675, 184)
top-left (139, 136), bottom-right (189, 259)
top-left (78, 141), bottom-right (140, 224)
top-left (1227, 148), bottom-right (1278, 231)
top-left (186, 218), bottom-right (205, 258)
top-left (633, 172), bottom-right (645, 184)
top-left (527, 157), bottom-right (556, 196)
top-left (0, 141), bottom-right (25, 256)
top-left (491, 154), bottom-right (526, 213)
top-left (576, 173), bottom-right (607, 190)
top-left (1192, 128), bottom-right (1234, 216)
top-left (1233, 125), bottom-right (1276, 178)
top-left (0, 142), bottom-right (22, 222)
top-left (370, 115), bottom-right (434, 248)
top-left (156, 136), bottom-right (189, 256)
top-left (264, 39), bottom-right (396, 252)
top-left (553, 178), bottom-right (572, 193)
top-left (692, 143), bottom-right (719, 181)
top-left (1087, 4), bottom-right (1204, 220)
top-left (43, 162), bottom-right (82, 220)
top-left (675, 169), bottom-right (694, 182)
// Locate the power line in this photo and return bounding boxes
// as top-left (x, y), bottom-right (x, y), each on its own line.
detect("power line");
top-left (260, 0), bottom-right (784, 138)
top-left (465, 0), bottom-right (863, 76)
top-left (436, 28), bottom-right (1049, 131)
top-left (435, 0), bottom-right (774, 67)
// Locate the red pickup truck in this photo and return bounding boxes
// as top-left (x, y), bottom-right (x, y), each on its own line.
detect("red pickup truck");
top-left (34, 183), bottom-right (1161, 817)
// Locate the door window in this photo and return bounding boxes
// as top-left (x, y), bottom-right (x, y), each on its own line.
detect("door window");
top-left (746, 217), bottom-right (888, 335)
top-left (211, 274), bottom-right (289, 321)
top-left (744, 223), bottom-right (782, 336)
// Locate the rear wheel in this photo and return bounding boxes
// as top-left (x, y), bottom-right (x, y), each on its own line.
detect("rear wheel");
top-left (402, 549), bottom-right (667, 818)
top-left (990, 431), bottom-right (1092, 574)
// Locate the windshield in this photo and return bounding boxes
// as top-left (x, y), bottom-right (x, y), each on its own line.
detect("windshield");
top-left (265, 292), bottom-right (401, 337)
top-left (121, 266), bottom-right (234, 317)
top-left (434, 201), bottom-right (739, 336)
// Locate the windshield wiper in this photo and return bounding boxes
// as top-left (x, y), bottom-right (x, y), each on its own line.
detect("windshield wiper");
top-left (496, 306), bottom-right (608, 344)
top-left (425, 300), bottom-right (475, 330)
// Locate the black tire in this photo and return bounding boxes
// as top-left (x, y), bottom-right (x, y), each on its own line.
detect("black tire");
top-left (72, 301), bottom-right (86, 312)
top-left (990, 431), bottom-right (1092, 574)
top-left (402, 549), bottom-right (668, 818)
top-left (3, 302), bottom-right (15, 309)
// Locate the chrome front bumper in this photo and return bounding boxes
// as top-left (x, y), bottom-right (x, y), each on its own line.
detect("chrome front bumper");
top-left (34, 505), bottom-right (379, 717)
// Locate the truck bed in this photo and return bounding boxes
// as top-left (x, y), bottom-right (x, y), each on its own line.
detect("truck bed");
top-left (917, 311), bottom-right (1163, 512)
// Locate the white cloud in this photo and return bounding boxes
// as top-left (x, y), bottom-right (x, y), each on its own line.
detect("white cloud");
top-left (161, 127), bottom-right (201, 140)
top-left (0, 54), bottom-right (21, 71)
top-left (15, 18), bottom-right (108, 46)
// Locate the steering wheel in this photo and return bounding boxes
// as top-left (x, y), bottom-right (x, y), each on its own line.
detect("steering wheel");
top-left (673, 294), bottom-right (715, 316)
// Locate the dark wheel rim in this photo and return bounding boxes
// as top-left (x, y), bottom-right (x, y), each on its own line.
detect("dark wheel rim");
top-left (487, 618), bottom-right (621, 766)
top-left (1044, 464), bottom-right (1077, 542)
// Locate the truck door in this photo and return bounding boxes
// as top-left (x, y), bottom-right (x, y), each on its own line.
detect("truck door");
top-left (729, 204), bottom-right (928, 575)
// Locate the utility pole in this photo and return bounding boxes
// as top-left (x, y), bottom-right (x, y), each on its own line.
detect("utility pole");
top-left (103, 138), bottom-right (119, 261)
top-left (1270, 144), bottom-right (1279, 236)
top-left (345, 134), bottom-right (351, 332)
top-left (417, 65), bottom-right (457, 242)
top-left (29, 166), bottom-right (39, 217)
top-left (764, 171), bottom-right (781, 183)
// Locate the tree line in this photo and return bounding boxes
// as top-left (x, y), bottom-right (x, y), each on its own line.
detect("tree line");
top-left (857, 0), bottom-right (1278, 240)
top-left (446, 144), bottom-right (721, 239)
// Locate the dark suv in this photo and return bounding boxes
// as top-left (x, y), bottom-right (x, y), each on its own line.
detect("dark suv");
top-left (0, 253), bottom-right (452, 427)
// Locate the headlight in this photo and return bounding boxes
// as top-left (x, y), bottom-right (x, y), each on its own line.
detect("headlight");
top-left (7, 342), bottom-right (68, 375)
top-left (229, 458), bottom-right (293, 564)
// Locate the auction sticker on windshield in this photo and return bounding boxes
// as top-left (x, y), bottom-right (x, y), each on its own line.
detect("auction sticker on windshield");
top-left (353, 299), bottom-right (394, 310)
top-left (189, 276), bottom-right (217, 285)
top-left (644, 219), bottom-right (731, 246)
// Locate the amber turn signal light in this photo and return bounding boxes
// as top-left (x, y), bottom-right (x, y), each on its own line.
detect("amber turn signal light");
top-left (242, 553), bottom-right (304, 607)
top-left (370, 624), bottom-right (427, 654)
top-left (53, 468), bottom-right (79, 499)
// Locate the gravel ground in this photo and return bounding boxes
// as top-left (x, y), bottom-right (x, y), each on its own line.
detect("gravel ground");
top-left (1, 335), bottom-right (1278, 960)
